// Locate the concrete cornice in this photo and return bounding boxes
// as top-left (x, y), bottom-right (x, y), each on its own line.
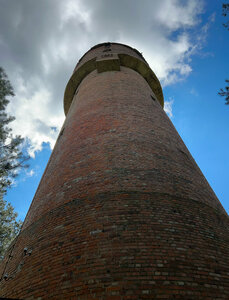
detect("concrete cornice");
top-left (64, 53), bottom-right (164, 115)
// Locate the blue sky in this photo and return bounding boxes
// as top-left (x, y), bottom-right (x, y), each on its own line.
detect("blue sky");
top-left (1, 0), bottom-right (229, 220)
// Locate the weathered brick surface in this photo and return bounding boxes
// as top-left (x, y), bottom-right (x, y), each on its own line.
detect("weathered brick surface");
top-left (1, 193), bottom-right (229, 299)
top-left (74, 43), bottom-right (146, 72)
top-left (0, 43), bottom-right (228, 299)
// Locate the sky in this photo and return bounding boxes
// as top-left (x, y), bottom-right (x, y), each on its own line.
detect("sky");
top-left (1, 0), bottom-right (229, 220)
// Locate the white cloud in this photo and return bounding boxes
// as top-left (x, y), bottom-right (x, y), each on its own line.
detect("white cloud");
top-left (25, 169), bottom-right (35, 178)
top-left (155, 0), bottom-right (203, 30)
top-left (7, 75), bottom-right (64, 157)
top-left (12, 168), bottom-right (36, 185)
top-left (190, 88), bottom-right (199, 97)
top-left (164, 98), bottom-right (174, 118)
top-left (0, 0), bottom-right (208, 156)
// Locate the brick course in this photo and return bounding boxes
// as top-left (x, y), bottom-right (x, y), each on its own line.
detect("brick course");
top-left (0, 43), bottom-right (228, 299)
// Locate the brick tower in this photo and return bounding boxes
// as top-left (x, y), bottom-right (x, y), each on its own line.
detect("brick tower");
top-left (0, 43), bottom-right (229, 299)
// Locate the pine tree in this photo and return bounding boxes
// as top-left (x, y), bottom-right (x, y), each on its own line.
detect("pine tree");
top-left (218, 4), bottom-right (229, 105)
top-left (0, 67), bottom-right (28, 193)
top-left (218, 79), bottom-right (229, 105)
top-left (0, 195), bottom-right (22, 259)
top-left (222, 3), bottom-right (229, 30)
top-left (0, 67), bottom-right (28, 259)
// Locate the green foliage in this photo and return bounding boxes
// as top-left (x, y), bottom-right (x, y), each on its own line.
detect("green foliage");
top-left (218, 79), bottom-right (229, 105)
top-left (0, 67), bottom-right (28, 258)
top-left (0, 195), bottom-right (22, 259)
top-left (0, 67), bottom-right (29, 194)
top-left (222, 3), bottom-right (229, 30)
top-left (219, 4), bottom-right (229, 105)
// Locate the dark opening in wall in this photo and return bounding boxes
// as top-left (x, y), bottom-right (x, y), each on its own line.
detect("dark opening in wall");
top-left (151, 95), bottom-right (156, 101)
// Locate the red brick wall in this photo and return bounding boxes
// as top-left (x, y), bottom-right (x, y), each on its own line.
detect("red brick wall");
top-left (0, 43), bottom-right (228, 299)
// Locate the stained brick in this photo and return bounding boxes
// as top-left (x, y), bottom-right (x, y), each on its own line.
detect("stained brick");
top-left (0, 43), bottom-right (229, 299)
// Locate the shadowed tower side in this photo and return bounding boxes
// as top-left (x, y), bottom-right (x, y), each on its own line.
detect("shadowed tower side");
top-left (0, 42), bottom-right (229, 299)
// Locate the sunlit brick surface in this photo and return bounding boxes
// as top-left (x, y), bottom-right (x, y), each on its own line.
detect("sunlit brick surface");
top-left (0, 43), bottom-right (228, 299)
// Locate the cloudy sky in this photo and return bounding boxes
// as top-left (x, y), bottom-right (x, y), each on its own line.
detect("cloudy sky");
top-left (1, 0), bottom-right (229, 219)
